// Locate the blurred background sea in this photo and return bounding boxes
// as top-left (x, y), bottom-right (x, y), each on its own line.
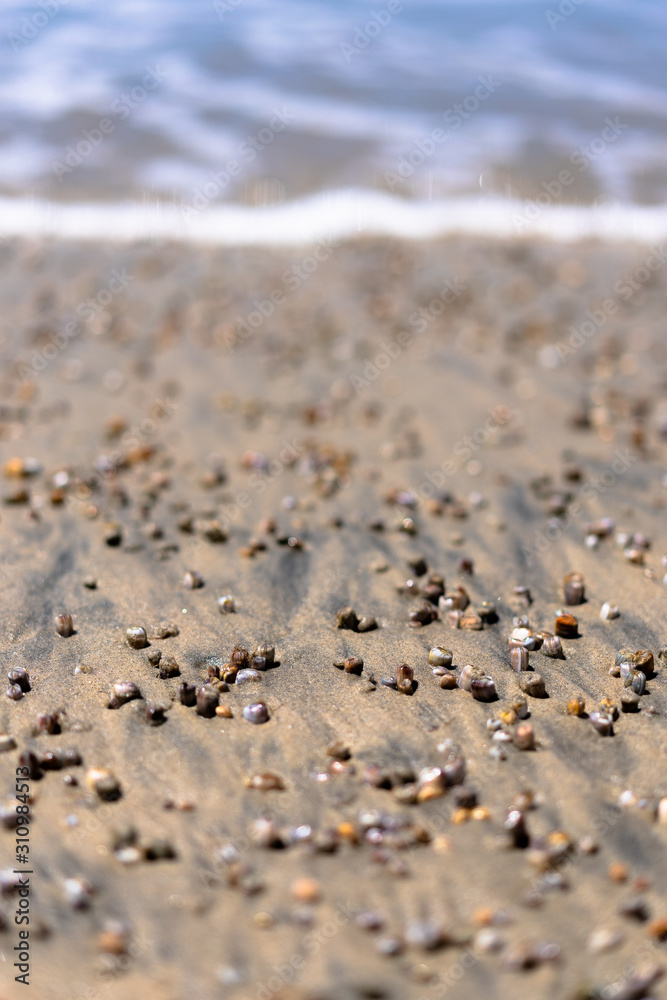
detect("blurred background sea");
top-left (1, 0), bottom-right (666, 241)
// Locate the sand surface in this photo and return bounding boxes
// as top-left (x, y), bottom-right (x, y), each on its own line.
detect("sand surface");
top-left (0, 235), bottom-right (666, 1000)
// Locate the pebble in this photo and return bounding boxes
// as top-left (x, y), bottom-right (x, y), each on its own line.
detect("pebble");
top-left (588, 927), bottom-right (625, 953)
top-left (243, 702), bottom-right (270, 724)
top-left (0, 735), bottom-right (17, 752)
top-left (86, 768), bottom-right (122, 801)
top-left (126, 626), bottom-right (148, 649)
top-left (429, 646), bottom-right (453, 668)
top-left (183, 570), bottom-right (204, 589)
top-left (55, 613), bottom-right (75, 638)
top-left (196, 686), bottom-right (219, 718)
top-left (218, 595), bottom-right (235, 614)
top-left (555, 613), bottom-right (578, 638)
top-left (518, 673), bottom-right (546, 697)
top-left (600, 602), bottom-right (620, 621)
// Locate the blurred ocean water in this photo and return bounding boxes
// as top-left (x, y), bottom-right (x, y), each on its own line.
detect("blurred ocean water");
top-left (1, 0), bottom-right (666, 240)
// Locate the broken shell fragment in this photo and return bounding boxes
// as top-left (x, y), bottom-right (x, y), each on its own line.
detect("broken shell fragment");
top-left (471, 676), bottom-right (497, 702)
top-left (555, 614), bottom-right (578, 638)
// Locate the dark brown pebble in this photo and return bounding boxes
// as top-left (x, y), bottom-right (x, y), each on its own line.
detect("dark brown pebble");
top-left (147, 649), bottom-right (162, 667)
top-left (7, 668), bottom-right (30, 692)
top-left (196, 686), bottom-right (219, 718)
top-left (555, 613), bottom-right (578, 638)
top-left (634, 649), bottom-right (654, 676)
top-left (18, 750), bottom-right (42, 779)
top-left (144, 838), bottom-right (176, 861)
top-left (519, 673), bottom-right (547, 698)
top-left (159, 656), bottom-right (180, 679)
top-left (407, 556), bottom-right (428, 577)
top-left (145, 703), bottom-right (168, 726)
top-left (83, 576), bottom-right (97, 589)
top-left (183, 570), bottom-right (204, 589)
top-left (35, 711), bottom-right (61, 734)
top-left (39, 751), bottom-right (63, 771)
top-left (336, 606), bottom-right (359, 630)
top-left (621, 690), bottom-right (640, 713)
top-left (126, 626), bottom-right (148, 649)
top-left (563, 572), bottom-right (585, 605)
top-left (396, 664), bottom-right (414, 694)
top-left (408, 603), bottom-right (436, 627)
top-left (439, 673), bottom-right (457, 689)
top-left (471, 676), bottom-right (497, 702)
top-left (55, 613), bottom-right (74, 637)
top-left (505, 808), bottom-right (530, 849)
top-left (178, 683), bottom-right (197, 707)
top-left (344, 656), bottom-right (363, 675)
top-left (151, 622), bottom-right (179, 639)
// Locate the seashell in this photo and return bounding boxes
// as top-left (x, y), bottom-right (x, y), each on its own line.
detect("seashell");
top-left (460, 613), bottom-right (483, 631)
top-left (125, 626), bottom-right (148, 649)
top-left (218, 595), bottom-right (235, 614)
top-left (178, 682), bottom-right (197, 707)
top-left (243, 702), bottom-right (270, 724)
top-left (505, 808), bottom-right (529, 849)
top-left (589, 711), bottom-right (613, 736)
top-left (196, 686), bottom-right (218, 718)
top-left (563, 572), bottom-right (585, 606)
top-left (555, 614), bottom-right (578, 638)
top-left (566, 696), bottom-right (586, 717)
top-left (439, 672), bottom-right (457, 689)
top-left (457, 664), bottom-right (481, 692)
top-left (108, 681), bottom-right (141, 709)
top-left (357, 615), bottom-right (378, 632)
top-left (235, 668), bottom-right (262, 685)
top-left (510, 647), bottom-right (529, 673)
top-left (7, 668), bottom-right (30, 692)
top-left (518, 673), bottom-right (546, 698)
top-left (634, 649), bottom-right (654, 676)
top-left (183, 570), bottom-right (204, 589)
top-left (396, 664), bottom-right (414, 694)
top-left (471, 676), bottom-right (497, 702)
top-left (429, 646), bottom-right (453, 668)
top-left (336, 607), bottom-right (359, 630)
top-left (255, 643), bottom-right (275, 667)
top-left (416, 767), bottom-right (446, 802)
top-left (600, 602), bottom-right (620, 621)
top-left (514, 723), bottom-right (535, 750)
top-left (55, 613), bottom-right (75, 638)
top-left (86, 767), bottom-right (122, 801)
top-left (542, 635), bottom-right (565, 659)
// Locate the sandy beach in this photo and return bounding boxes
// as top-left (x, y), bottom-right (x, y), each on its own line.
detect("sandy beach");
top-left (0, 233), bottom-right (666, 1000)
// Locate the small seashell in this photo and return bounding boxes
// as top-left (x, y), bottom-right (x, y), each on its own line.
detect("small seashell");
top-left (178, 682), bottom-right (197, 707)
top-left (126, 626), bottom-right (148, 649)
top-left (6, 684), bottom-right (23, 701)
top-left (589, 711), bottom-right (613, 736)
top-left (108, 681), bottom-right (141, 709)
top-left (336, 606), bottom-right (359, 630)
top-left (218, 595), bottom-right (235, 614)
top-left (624, 547), bottom-right (644, 565)
top-left (510, 647), bottom-right (529, 673)
top-left (231, 646), bottom-right (250, 668)
top-left (429, 646), bottom-right (453, 668)
top-left (159, 656), bottom-right (180, 679)
top-left (439, 672), bottom-right (457, 689)
top-left (196, 686), bottom-right (219, 718)
top-left (7, 668), bottom-right (30, 692)
top-left (147, 649), bottom-right (162, 667)
top-left (0, 735), bottom-right (17, 753)
top-left (460, 613), bottom-right (483, 631)
top-left (404, 917), bottom-right (446, 951)
top-left (515, 723), bottom-right (535, 750)
top-left (183, 570), bottom-right (204, 589)
top-left (555, 613), bottom-right (578, 638)
top-left (634, 649), bottom-right (654, 676)
top-left (600, 602), bottom-right (620, 621)
top-left (254, 643), bottom-right (275, 667)
top-left (245, 773), bottom-right (284, 791)
top-left (458, 664), bottom-right (481, 692)
top-left (505, 808), bottom-right (529, 849)
top-left (518, 673), bottom-right (546, 698)
top-left (625, 670), bottom-right (646, 696)
top-left (563, 572), bottom-right (585, 606)
top-left (477, 602), bottom-right (498, 624)
top-left (145, 703), bottom-right (167, 726)
top-left (55, 613), bottom-right (74, 637)
top-left (64, 877), bottom-right (94, 910)
top-left (541, 635), bottom-right (564, 659)
top-left (396, 664), bottom-right (414, 694)
top-left (510, 696), bottom-right (529, 719)
top-left (343, 656), bottom-right (363, 675)
top-left (620, 690), bottom-right (640, 713)
top-left (236, 668), bottom-right (262, 685)
top-left (416, 767), bottom-right (446, 802)
top-left (86, 767), bottom-right (122, 801)
top-left (471, 676), bottom-right (497, 702)
top-left (409, 603), bottom-right (436, 627)
top-left (567, 696), bottom-right (586, 717)
top-left (243, 702), bottom-right (270, 724)
top-left (357, 615), bottom-right (378, 632)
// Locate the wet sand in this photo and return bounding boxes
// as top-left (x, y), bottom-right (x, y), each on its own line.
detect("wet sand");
top-left (0, 234), bottom-right (666, 1000)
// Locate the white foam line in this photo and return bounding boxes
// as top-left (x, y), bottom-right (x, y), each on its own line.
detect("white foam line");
top-left (1, 189), bottom-right (667, 246)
